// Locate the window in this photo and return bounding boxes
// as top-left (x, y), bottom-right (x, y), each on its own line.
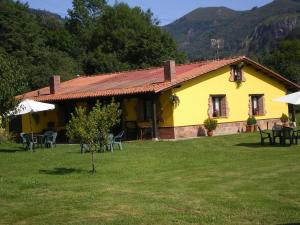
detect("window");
top-left (210, 95), bottom-right (227, 118)
top-left (229, 65), bottom-right (245, 82)
top-left (232, 65), bottom-right (242, 82)
top-left (250, 95), bottom-right (265, 116)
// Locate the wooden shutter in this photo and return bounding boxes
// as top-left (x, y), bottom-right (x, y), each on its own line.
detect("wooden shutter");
top-left (241, 70), bottom-right (246, 82)
top-left (248, 96), bottom-right (253, 116)
top-left (136, 99), bottom-right (144, 121)
top-left (229, 67), bottom-right (235, 82)
top-left (208, 96), bottom-right (213, 117)
top-left (225, 97), bottom-right (230, 117)
top-left (258, 96), bottom-right (265, 116)
top-left (220, 96), bottom-right (227, 117)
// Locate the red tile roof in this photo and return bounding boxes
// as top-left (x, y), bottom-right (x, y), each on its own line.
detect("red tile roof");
top-left (21, 56), bottom-right (299, 102)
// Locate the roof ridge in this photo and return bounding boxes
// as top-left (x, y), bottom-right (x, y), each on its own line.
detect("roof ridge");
top-left (72, 56), bottom-right (247, 79)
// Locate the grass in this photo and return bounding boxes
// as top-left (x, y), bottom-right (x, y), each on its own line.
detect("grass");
top-left (0, 133), bottom-right (300, 225)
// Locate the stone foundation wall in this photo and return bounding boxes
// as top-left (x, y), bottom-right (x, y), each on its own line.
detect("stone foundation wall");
top-left (158, 127), bottom-right (175, 139)
top-left (158, 118), bottom-right (281, 139)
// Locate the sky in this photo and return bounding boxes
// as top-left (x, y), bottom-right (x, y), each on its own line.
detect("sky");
top-left (21, 0), bottom-right (274, 25)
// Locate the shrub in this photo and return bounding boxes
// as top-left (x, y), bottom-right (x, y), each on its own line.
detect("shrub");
top-left (204, 118), bottom-right (218, 132)
top-left (247, 116), bottom-right (257, 125)
top-left (280, 113), bottom-right (289, 123)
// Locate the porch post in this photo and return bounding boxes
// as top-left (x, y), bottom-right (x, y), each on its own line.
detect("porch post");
top-left (152, 96), bottom-right (158, 141)
top-left (291, 104), bottom-right (296, 123)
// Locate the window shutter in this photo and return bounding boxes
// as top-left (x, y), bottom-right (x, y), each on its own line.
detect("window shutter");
top-left (258, 96), bottom-right (265, 116)
top-left (220, 97), bottom-right (227, 117)
top-left (229, 67), bottom-right (235, 82)
top-left (241, 70), bottom-right (246, 82)
top-left (225, 97), bottom-right (230, 117)
top-left (248, 96), bottom-right (253, 116)
top-left (136, 99), bottom-right (144, 121)
top-left (208, 96), bottom-right (213, 117)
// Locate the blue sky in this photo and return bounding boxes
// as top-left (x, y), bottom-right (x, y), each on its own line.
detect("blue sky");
top-left (21, 0), bottom-right (273, 25)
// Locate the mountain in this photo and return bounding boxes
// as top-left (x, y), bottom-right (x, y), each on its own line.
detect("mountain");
top-left (164, 0), bottom-right (300, 60)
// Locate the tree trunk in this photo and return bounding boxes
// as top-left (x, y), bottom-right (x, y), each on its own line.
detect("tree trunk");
top-left (91, 150), bottom-right (96, 174)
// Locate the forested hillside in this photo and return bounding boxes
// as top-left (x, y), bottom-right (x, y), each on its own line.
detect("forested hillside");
top-left (0, 0), bottom-right (185, 91)
top-left (165, 0), bottom-right (300, 59)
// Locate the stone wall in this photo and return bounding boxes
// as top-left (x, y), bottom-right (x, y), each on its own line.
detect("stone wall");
top-left (158, 118), bottom-right (281, 139)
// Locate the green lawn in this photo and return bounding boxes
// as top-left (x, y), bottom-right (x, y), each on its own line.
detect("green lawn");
top-left (0, 133), bottom-right (300, 225)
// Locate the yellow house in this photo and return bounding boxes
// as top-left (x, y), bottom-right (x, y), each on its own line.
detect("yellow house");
top-left (16, 56), bottom-right (299, 140)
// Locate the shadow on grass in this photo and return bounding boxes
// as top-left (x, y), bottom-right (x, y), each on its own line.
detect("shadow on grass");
top-left (0, 146), bottom-right (26, 153)
top-left (234, 143), bottom-right (291, 148)
top-left (277, 223), bottom-right (300, 225)
top-left (39, 167), bottom-right (84, 175)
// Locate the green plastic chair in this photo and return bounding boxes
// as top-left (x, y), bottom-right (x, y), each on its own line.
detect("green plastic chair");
top-left (44, 132), bottom-right (57, 148)
top-left (113, 130), bottom-right (124, 150)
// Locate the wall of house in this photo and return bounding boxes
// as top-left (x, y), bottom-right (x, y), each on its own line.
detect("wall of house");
top-left (172, 65), bottom-right (288, 128)
top-left (122, 91), bottom-right (174, 128)
top-left (21, 108), bottom-right (60, 133)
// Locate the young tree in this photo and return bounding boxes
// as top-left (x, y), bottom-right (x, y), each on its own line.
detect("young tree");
top-left (66, 100), bottom-right (121, 173)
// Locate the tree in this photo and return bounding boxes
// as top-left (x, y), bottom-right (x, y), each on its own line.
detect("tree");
top-left (66, 100), bottom-right (121, 173)
top-left (66, 0), bottom-right (107, 44)
top-left (260, 39), bottom-right (300, 84)
top-left (0, 53), bottom-right (26, 117)
top-left (84, 3), bottom-right (185, 74)
top-left (0, 0), bottom-right (186, 91)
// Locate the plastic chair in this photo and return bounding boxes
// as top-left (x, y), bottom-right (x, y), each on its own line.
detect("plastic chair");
top-left (106, 134), bottom-right (114, 152)
top-left (293, 129), bottom-right (300, 145)
top-left (272, 125), bottom-right (282, 144)
top-left (113, 130), bottom-right (124, 150)
top-left (258, 126), bottom-right (272, 145)
top-left (280, 127), bottom-right (293, 145)
top-left (20, 132), bottom-right (27, 148)
top-left (23, 134), bottom-right (35, 151)
top-left (44, 132), bottom-right (57, 148)
top-left (80, 142), bottom-right (89, 153)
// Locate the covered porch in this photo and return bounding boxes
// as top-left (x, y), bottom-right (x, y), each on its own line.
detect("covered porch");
top-left (12, 92), bottom-right (174, 142)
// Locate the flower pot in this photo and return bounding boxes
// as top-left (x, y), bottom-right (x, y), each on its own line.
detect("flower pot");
top-left (207, 131), bottom-right (213, 136)
top-left (246, 125), bottom-right (257, 132)
top-left (282, 122), bottom-right (289, 127)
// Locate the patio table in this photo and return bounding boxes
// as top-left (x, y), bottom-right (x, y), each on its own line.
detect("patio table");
top-left (33, 134), bottom-right (45, 148)
top-left (271, 126), bottom-right (298, 145)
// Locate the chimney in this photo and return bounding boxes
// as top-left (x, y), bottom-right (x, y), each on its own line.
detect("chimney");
top-left (164, 60), bottom-right (176, 81)
top-left (50, 75), bottom-right (60, 94)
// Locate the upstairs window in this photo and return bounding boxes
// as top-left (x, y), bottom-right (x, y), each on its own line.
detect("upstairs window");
top-left (229, 64), bottom-right (245, 83)
top-left (210, 95), bottom-right (228, 118)
top-left (250, 95), bottom-right (265, 116)
top-left (232, 65), bottom-right (242, 82)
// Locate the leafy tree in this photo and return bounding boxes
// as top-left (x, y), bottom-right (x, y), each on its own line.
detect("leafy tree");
top-left (260, 39), bottom-right (300, 84)
top-left (0, 53), bottom-right (26, 117)
top-left (84, 3), bottom-right (185, 74)
top-left (0, 0), bottom-right (186, 91)
top-left (66, 0), bottom-right (107, 44)
top-left (66, 100), bottom-right (121, 173)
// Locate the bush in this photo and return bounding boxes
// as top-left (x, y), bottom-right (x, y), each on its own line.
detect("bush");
top-left (204, 118), bottom-right (218, 131)
top-left (280, 113), bottom-right (289, 123)
top-left (247, 116), bottom-right (257, 125)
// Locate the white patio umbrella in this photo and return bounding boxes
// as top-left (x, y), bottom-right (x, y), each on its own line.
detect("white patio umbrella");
top-left (273, 91), bottom-right (300, 105)
top-left (9, 99), bottom-right (55, 138)
top-left (273, 91), bottom-right (300, 124)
